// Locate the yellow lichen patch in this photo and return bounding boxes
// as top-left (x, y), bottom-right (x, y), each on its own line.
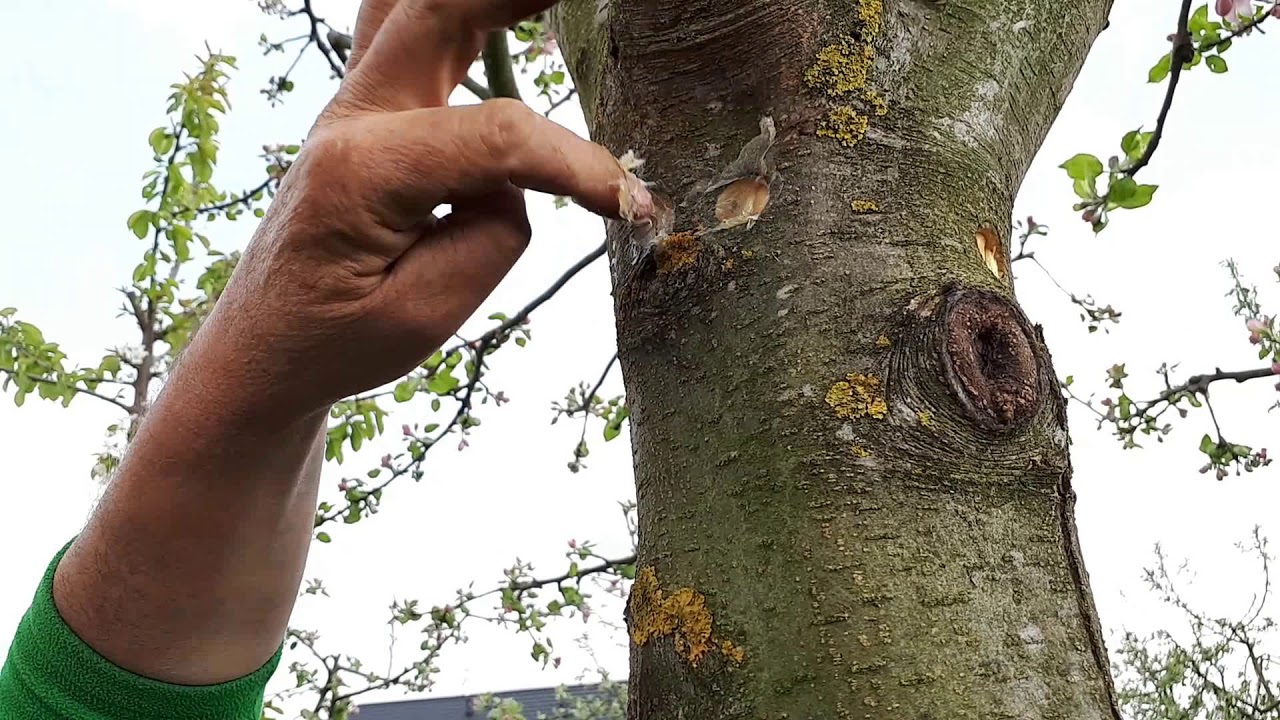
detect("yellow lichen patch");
top-left (826, 373), bottom-right (888, 420)
top-left (851, 199), bottom-right (880, 214)
top-left (740, 249), bottom-right (755, 259)
top-left (874, 334), bottom-right (891, 348)
top-left (818, 107), bottom-right (870, 148)
top-left (917, 410), bottom-right (933, 427)
top-left (858, 0), bottom-right (884, 38)
top-left (804, 37), bottom-right (876, 97)
top-left (862, 88), bottom-right (888, 116)
top-left (715, 176), bottom-right (771, 229)
top-left (851, 445), bottom-right (872, 458)
top-left (656, 231), bottom-right (699, 274)
top-left (721, 640), bottom-right (747, 665)
top-left (723, 257), bottom-right (736, 271)
top-left (628, 566), bottom-right (744, 667)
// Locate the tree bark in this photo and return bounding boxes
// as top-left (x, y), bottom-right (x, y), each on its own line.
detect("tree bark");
top-left (554, 0), bottom-right (1118, 717)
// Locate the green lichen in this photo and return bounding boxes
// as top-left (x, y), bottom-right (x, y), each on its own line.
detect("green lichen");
top-left (818, 107), bottom-right (870, 148)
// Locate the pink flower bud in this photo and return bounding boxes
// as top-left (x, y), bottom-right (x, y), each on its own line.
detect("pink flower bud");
top-left (381, 454), bottom-right (393, 469)
top-left (568, 539), bottom-right (577, 549)
top-left (1217, 0), bottom-right (1253, 23)
top-left (1081, 209), bottom-right (1098, 223)
top-left (338, 480), bottom-right (351, 491)
top-left (1272, 362), bottom-right (1280, 375)
top-left (1247, 318), bottom-right (1267, 332)
top-left (403, 424), bottom-right (413, 436)
top-left (458, 438), bottom-right (469, 451)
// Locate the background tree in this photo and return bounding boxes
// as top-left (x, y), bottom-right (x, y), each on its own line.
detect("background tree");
top-left (1, 0), bottom-right (1278, 717)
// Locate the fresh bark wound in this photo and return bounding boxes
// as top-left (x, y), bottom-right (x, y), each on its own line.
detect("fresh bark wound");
top-left (943, 290), bottom-right (1038, 429)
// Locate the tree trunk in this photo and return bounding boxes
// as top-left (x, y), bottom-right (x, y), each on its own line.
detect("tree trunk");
top-left (554, 0), bottom-right (1118, 717)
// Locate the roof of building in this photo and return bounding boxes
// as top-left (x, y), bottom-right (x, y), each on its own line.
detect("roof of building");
top-left (353, 683), bottom-right (611, 720)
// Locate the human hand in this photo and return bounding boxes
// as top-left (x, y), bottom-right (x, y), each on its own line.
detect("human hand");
top-left (194, 0), bottom-right (654, 422)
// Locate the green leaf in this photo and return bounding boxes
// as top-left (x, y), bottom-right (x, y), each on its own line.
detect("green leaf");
top-left (427, 372), bottom-right (460, 395)
top-left (1188, 4), bottom-right (1210, 33)
top-left (316, 532), bottom-right (331, 543)
top-left (1149, 53), bottom-right (1172, 83)
top-left (0, 307), bottom-right (16, 318)
top-left (127, 210), bottom-right (154, 239)
top-left (431, 398), bottom-right (441, 412)
top-left (1061, 154), bottom-right (1104, 182)
top-left (1199, 434), bottom-right (1217, 455)
top-left (100, 355), bottom-right (122, 375)
top-left (148, 127), bottom-right (175, 157)
top-left (603, 422), bottom-right (622, 442)
top-left (1206, 54), bottom-right (1228, 73)
top-left (445, 351), bottom-right (463, 368)
top-left (1120, 129), bottom-right (1153, 163)
top-left (1114, 182), bottom-right (1158, 210)
top-left (393, 380), bottom-right (417, 403)
top-left (1108, 176), bottom-right (1136, 205)
top-left (423, 351), bottom-right (445, 370)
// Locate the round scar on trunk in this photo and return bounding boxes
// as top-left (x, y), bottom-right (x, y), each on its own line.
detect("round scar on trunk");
top-left (942, 291), bottom-right (1039, 428)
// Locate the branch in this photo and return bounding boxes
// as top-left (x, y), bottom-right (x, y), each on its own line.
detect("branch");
top-left (12, 374), bottom-right (133, 413)
top-left (461, 76), bottom-right (492, 101)
top-left (301, 0), bottom-right (346, 78)
top-left (481, 31), bottom-right (521, 100)
top-left (473, 241), bottom-right (608, 350)
top-left (1161, 366), bottom-right (1278, 400)
top-left (546, 88), bottom-right (578, 117)
top-left (315, 242), bottom-right (608, 530)
top-left (196, 177), bottom-right (276, 214)
top-left (1128, 1), bottom-right (1276, 179)
top-left (1123, 0), bottom-right (1196, 179)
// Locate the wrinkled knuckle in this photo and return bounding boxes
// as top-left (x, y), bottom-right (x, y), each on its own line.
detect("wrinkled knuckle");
top-left (297, 125), bottom-right (359, 186)
top-left (477, 98), bottom-right (535, 167)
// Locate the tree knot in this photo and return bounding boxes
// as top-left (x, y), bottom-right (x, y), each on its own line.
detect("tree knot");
top-left (942, 290), bottom-right (1039, 429)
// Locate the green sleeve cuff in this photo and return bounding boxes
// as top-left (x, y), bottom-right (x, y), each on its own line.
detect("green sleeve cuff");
top-left (0, 540), bottom-right (282, 719)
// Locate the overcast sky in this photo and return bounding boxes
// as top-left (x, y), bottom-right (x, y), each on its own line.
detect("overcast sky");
top-left (1, 0), bottom-right (1278, 712)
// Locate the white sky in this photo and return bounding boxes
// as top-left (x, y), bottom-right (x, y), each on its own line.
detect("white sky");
top-left (1, 0), bottom-right (1278, 712)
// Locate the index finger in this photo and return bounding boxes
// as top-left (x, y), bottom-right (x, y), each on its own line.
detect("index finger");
top-left (346, 0), bottom-right (560, 111)
top-left (345, 0), bottom-right (399, 71)
top-left (344, 100), bottom-right (655, 229)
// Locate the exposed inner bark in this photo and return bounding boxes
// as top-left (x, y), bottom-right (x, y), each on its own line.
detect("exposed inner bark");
top-left (555, 0), bottom-right (1118, 717)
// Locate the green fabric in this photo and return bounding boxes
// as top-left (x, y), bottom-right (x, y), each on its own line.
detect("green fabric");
top-left (0, 542), bottom-right (281, 719)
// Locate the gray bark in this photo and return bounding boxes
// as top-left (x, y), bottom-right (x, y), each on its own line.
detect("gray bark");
top-left (554, 0), bottom-right (1118, 716)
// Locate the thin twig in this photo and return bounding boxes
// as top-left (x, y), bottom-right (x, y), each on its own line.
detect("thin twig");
top-left (461, 76), bottom-right (492, 101)
top-left (482, 31), bottom-right (521, 100)
top-left (197, 177), bottom-right (276, 214)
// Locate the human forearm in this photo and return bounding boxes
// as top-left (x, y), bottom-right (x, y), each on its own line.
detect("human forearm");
top-left (52, 315), bottom-right (328, 686)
